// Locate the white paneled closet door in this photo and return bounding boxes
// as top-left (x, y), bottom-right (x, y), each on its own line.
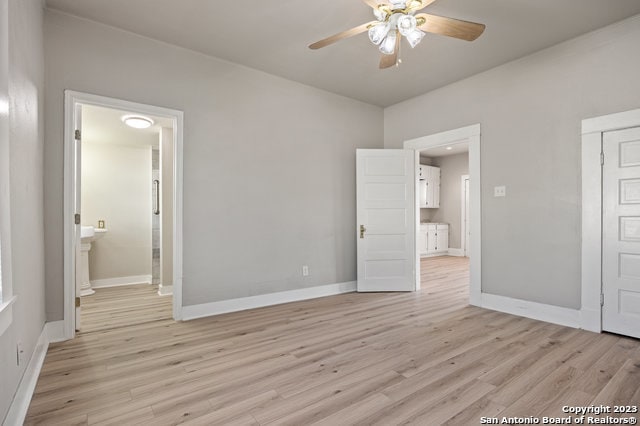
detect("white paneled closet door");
top-left (603, 126), bottom-right (640, 338)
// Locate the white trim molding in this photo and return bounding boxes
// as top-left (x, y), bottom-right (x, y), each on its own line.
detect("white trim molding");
top-left (4, 320), bottom-right (64, 426)
top-left (404, 124), bottom-right (481, 305)
top-left (157, 284), bottom-right (173, 296)
top-left (447, 248), bottom-right (465, 257)
top-left (44, 320), bottom-right (66, 343)
top-left (63, 90), bottom-right (184, 339)
top-left (0, 295), bottom-right (16, 337)
top-left (581, 107), bottom-right (640, 334)
top-left (481, 293), bottom-right (581, 329)
top-left (90, 275), bottom-right (152, 289)
top-left (460, 174), bottom-right (470, 258)
top-left (182, 281), bottom-right (356, 321)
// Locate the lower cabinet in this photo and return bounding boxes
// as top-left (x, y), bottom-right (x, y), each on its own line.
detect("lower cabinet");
top-left (419, 223), bottom-right (449, 257)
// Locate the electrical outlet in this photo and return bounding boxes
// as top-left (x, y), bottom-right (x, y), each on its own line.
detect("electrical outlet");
top-left (16, 342), bottom-right (24, 366)
top-left (302, 265), bottom-right (309, 276)
top-left (494, 186), bottom-right (506, 197)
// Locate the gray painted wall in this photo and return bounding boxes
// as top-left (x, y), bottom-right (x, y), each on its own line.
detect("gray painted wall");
top-left (385, 15), bottom-right (640, 309)
top-left (43, 10), bottom-right (383, 318)
top-left (0, 0), bottom-right (45, 421)
top-left (430, 153), bottom-right (469, 249)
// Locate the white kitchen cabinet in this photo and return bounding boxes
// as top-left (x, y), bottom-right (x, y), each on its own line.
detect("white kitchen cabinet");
top-left (417, 227), bottom-right (427, 254)
top-left (436, 224), bottom-right (449, 252)
top-left (418, 165), bottom-right (425, 179)
top-left (419, 223), bottom-right (449, 257)
top-left (418, 165), bottom-right (440, 208)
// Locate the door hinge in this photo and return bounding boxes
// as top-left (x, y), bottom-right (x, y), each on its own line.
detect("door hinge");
top-left (600, 152), bottom-right (604, 166)
top-left (74, 213), bottom-right (81, 225)
top-left (600, 293), bottom-right (604, 306)
top-left (75, 297), bottom-right (81, 308)
top-left (75, 129), bottom-right (81, 140)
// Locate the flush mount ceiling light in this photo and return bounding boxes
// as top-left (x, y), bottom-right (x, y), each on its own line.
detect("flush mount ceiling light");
top-left (122, 115), bottom-right (154, 129)
top-left (309, 0), bottom-right (485, 69)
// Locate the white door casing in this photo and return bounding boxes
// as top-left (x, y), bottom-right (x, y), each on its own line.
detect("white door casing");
top-left (356, 149), bottom-right (415, 292)
top-left (74, 104), bottom-right (82, 331)
top-left (404, 124), bottom-right (481, 302)
top-left (461, 175), bottom-right (470, 257)
top-left (602, 126), bottom-right (640, 339)
top-left (63, 90), bottom-right (185, 340)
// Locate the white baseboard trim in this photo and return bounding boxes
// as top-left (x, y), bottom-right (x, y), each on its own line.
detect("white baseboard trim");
top-left (579, 308), bottom-right (601, 333)
top-left (157, 285), bottom-right (173, 296)
top-left (91, 275), bottom-right (152, 289)
top-left (44, 320), bottom-right (66, 343)
top-left (448, 248), bottom-right (465, 257)
top-left (4, 320), bottom-right (63, 426)
top-left (480, 293), bottom-right (581, 329)
top-left (182, 281), bottom-right (356, 321)
top-left (420, 252), bottom-right (448, 258)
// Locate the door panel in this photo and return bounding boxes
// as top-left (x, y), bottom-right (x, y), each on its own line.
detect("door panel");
top-left (603, 126), bottom-right (640, 338)
top-left (357, 149), bottom-right (415, 292)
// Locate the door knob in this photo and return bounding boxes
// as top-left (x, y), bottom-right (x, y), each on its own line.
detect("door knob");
top-left (360, 224), bottom-right (366, 239)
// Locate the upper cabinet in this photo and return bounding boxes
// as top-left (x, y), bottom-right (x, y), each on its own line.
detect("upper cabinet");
top-left (418, 165), bottom-right (440, 208)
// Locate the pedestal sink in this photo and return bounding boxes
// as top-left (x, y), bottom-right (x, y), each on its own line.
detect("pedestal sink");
top-left (80, 226), bottom-right (107, 296)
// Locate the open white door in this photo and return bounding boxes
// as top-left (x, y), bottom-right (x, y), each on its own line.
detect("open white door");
top-left (74, 104), bottom-right (82, 331)
top-left (356, 149), bottom-right (415, 292)
top-left (603, 126), bottom-right (640, 339)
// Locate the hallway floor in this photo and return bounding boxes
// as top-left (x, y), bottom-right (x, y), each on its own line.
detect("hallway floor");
top-left (79, 284), bottom-right (172, 333)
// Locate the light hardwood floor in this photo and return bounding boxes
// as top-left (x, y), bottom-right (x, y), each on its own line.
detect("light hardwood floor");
top-left (26, 257), bottom-right (640, 425)
top-left (79, 284), bottom-right (172, 333)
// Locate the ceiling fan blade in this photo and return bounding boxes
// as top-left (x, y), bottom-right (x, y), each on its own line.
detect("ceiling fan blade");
top-left (309, 21), bottom-right (377, 50)
top-left (379, 31), bottom-right (401, 69)
top-left (406, 0), bottom-right (437, 12)
top-left (362, 0), bottom-right (386, 9)
top-left (415, 13), bottom-right (485, 41)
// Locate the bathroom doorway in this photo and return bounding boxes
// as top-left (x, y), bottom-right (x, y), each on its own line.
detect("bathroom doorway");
top-left (63, 91), bottom-right (184, 339)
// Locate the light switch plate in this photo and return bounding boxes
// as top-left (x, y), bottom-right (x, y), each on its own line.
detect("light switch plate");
top-left (494, 186), bottom-right (506, 197)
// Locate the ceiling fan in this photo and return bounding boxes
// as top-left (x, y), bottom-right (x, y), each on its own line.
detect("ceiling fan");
top-left (309, 0), bottom-right (486, 69)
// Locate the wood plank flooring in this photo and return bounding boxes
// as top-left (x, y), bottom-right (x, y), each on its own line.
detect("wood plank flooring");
top-left (79, 284), bottom-right (172, 333)
top-left (26, 256), bottom-right (640, 425)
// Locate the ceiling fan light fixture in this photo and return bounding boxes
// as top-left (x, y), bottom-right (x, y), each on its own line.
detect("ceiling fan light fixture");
top-left (373, 8), bottom-right (386, 21)
top-left (379, 31), bottom-right (397, 55)
top-left (368, 22), bottom-right (390, 45)
top-left (406, 29), bottom-right (425, 48)
top-left (397, 15), bottom-right (417, 36)
top-left (389, 0), bottom-right (406, 10)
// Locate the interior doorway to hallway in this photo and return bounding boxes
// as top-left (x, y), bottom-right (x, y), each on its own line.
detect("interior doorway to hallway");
top-left (404, 124), bottom-right (482, 306)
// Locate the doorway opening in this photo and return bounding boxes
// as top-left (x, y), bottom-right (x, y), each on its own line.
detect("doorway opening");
top-left (404, 124), bottom-right (481, 305)
top-left (63, 91), bottom-right (184, 339)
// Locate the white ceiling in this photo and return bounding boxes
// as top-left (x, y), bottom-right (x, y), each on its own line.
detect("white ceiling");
top-left (46, 0), bottom-right (640, 107)
top-left (420, 141), bottom-right (468, 158)
top-left (83, 104), bottom-right (173, 148)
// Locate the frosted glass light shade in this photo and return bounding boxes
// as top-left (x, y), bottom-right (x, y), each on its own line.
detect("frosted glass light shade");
top-left (397, 15), bottom-right (416, 36)
top-left (379, 31), bottom-right (397, 55)
top-left (373, 8), bottom-right (386, 21)
top-left (368, 23), bottom-right (390, 45)
top-left (122, 115), bottom-right (154, 129)
top-left (406, 29), bottom-right (425, 48)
